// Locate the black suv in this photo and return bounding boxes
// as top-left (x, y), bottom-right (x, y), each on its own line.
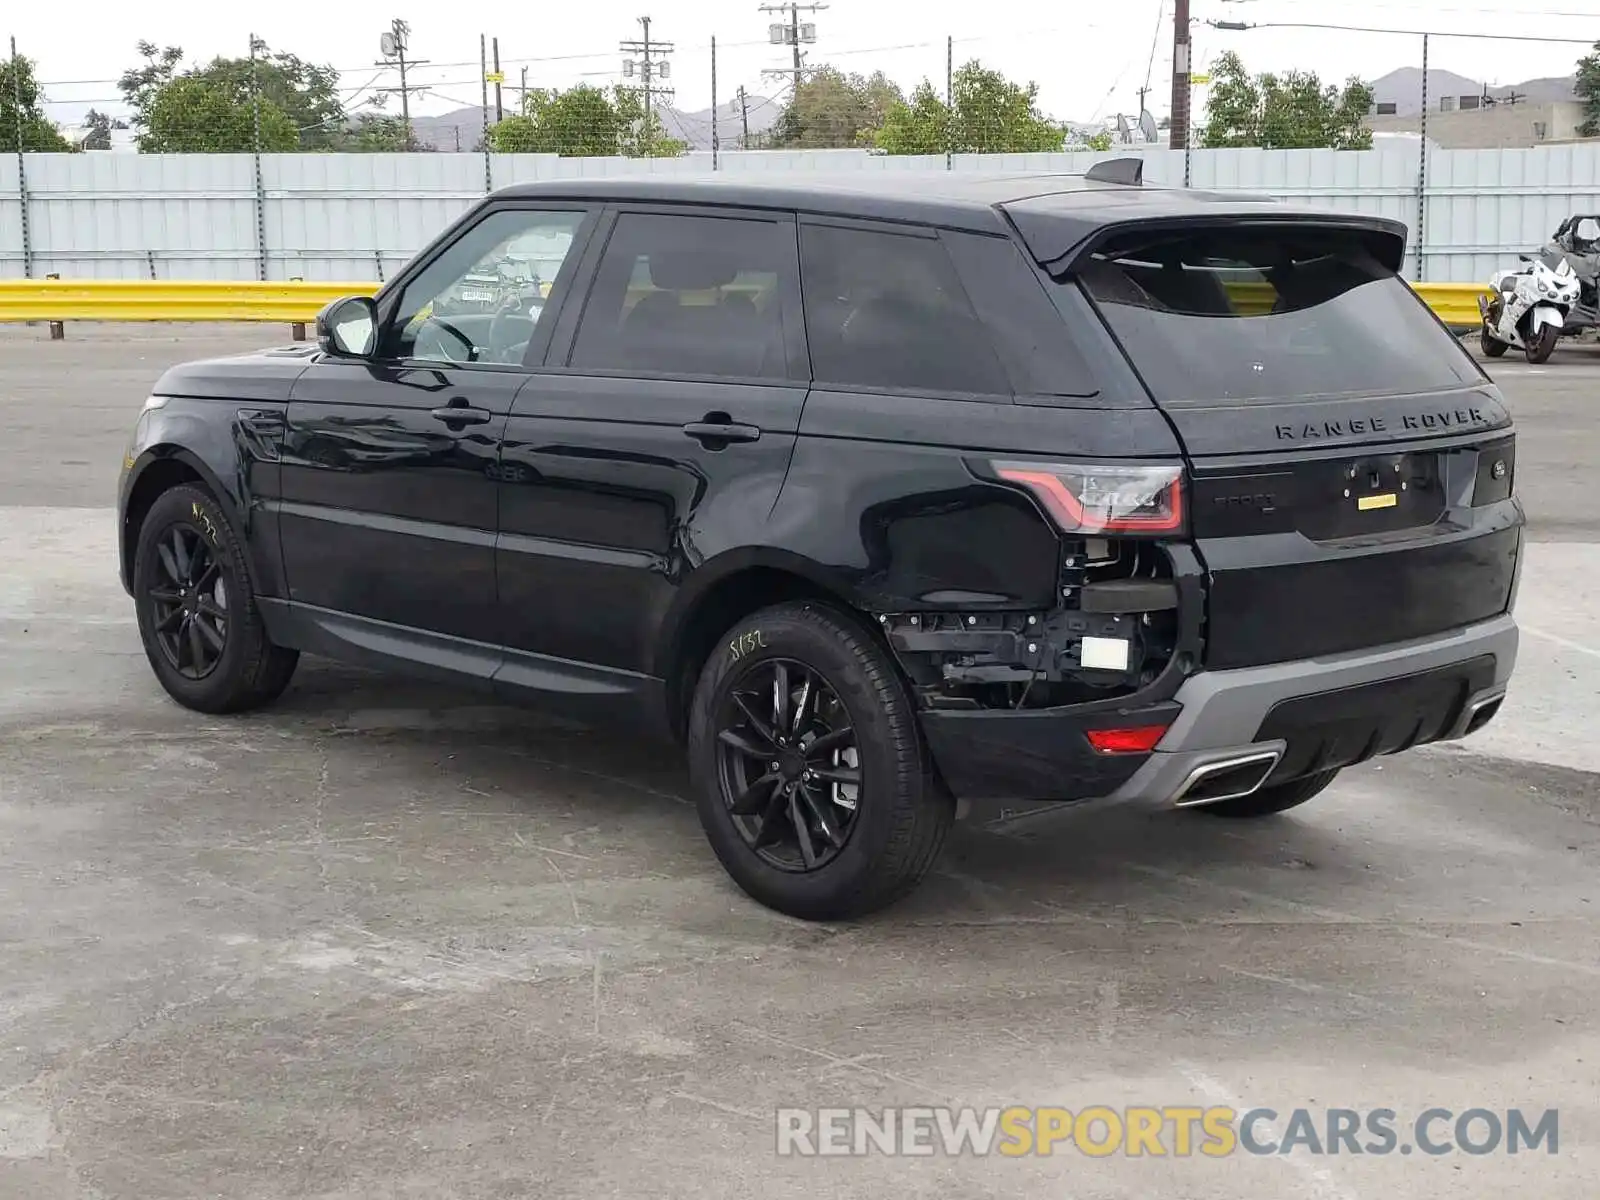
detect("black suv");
top-left (117, 166), bottom-right (1522, 920)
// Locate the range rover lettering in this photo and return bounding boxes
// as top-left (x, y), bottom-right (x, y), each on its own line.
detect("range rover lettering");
top-left (117, 164), bottom-right (1522, 920)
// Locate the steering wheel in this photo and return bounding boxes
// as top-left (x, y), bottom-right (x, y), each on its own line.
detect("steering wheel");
top-left (486, 292), bottom-right (545, 365)
top-left (416, 316), bottom-right (478, 363)
top-left (486, 296), bottom-right (525, 364)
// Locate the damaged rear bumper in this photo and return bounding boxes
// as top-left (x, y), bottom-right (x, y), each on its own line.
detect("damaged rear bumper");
top-left (921, 614), bottom-right (1518, 813)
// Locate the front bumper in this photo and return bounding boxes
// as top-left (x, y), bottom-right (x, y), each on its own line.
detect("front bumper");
top-left (920, 614), bottom-right (1518, 810)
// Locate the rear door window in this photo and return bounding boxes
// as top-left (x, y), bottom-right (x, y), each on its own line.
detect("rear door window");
top-left (568, 211), bottom-right (793, 381)
top-left (1077, 228), bottom-right (1482, 405)
top-left (799, 222), bottom-right (1011, 398)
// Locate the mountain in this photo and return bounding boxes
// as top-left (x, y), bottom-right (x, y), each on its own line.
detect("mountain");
top-left (409, 107), bottom-right (493, 152)
top-left (404, 95), bottom-right (782, 153)
top-left (1369, 67), bottom-right (1578, 116)
top-left (658, 95), bottom-right (782, 150)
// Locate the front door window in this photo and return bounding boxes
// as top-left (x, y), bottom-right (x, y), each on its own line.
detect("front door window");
top-left (383, 209), bottom-right (590, 366)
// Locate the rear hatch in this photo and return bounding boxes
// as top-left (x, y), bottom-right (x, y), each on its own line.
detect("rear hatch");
top-left (1009, 202), bottom-right (1522, 669)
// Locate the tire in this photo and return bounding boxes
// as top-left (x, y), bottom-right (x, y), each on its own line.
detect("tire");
top-left (132, 484), bottom-right (299, 715)
top-left (1479, 327), bottom-right (1508, 357)
top-left (1525, 321), bottom-right (1560, 364)
top-left (686, 602), bottom-right (953, 921)
top-left (1195, 768), bottom-right (1341, 819)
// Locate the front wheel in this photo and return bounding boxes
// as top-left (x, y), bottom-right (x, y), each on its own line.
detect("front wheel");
top-left (1194, 769), bottom-right (1340, 819)
top-left (132, 484), bottom-right (299, 714)
top-left (1525, 321), bottom-right (1560, 364)
top-left (1479, 326), bottom-right (1509, 357)
top-left (687, 602), bottom-right (953, 921)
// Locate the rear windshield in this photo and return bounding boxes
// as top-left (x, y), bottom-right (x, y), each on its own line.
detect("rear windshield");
top-left (1076, 228), bottom-right (1481, 405)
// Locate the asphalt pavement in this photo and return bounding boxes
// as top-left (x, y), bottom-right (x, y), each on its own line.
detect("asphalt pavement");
top-left (0, 323), bottom-right (1596, 1199)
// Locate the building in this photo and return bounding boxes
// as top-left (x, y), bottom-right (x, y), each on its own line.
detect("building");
top-left (1365, 99), bottom-right (1590, 150)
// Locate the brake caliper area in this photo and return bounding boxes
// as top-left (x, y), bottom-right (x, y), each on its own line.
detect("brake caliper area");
top-left (879, 538), bottom-right (1183, 711)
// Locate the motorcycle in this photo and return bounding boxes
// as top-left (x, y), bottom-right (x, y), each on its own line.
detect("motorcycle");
top-left (1536, 215), bottom-right (1600, 338)
top-left (1478, 254), bottom-right (1581, 364)
top-left (436, 257), bottom-right (545, 318)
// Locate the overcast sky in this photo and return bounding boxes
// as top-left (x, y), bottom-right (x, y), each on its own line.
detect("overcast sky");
top-left (12, 0), bottom-right (1600, 126)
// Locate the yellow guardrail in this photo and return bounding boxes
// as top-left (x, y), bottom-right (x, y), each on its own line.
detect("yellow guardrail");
top-left (1220, 280), bottom-right (1488, 327)
top-left (1410, 282), bottom-right (1492, 329)
top-left (0, 279), bottom-right (379, 324)
top-left (0, 277), bottom-right (1492, 330)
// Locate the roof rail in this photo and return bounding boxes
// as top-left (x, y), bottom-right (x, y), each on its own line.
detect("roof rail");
top-left (1084, 157), bottom-right (1144, 187)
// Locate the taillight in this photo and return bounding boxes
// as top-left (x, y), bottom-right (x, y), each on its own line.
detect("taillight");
top-left (990, 461), bottom-right (1186, 535)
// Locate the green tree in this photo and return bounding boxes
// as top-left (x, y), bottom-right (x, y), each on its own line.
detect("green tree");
top-left (614, 88), bottom-right (687, 158)
top-left (0, 53), bottom-right (72, 152)
top-left (875, 61), bottom-right (1064, 155)
top-left (1577, 40), bottom-right (1600, 138)
top-left (771, 67), bottom-right (903, 148)
top-left (1201, 50), bottom-right (1373, 150)
top-left (1083, 130), bottom-right (1114, 152)
top-left (486, 84), bottom-right (683, 157)
top-left (137, 74), bottom-right (298, 152)
top-left (343, 113), bottom-right (415, 152)
top-left (120, 39), bottom-right (342, 152)
top-left (78, 108), bottom-right (126, 150)
top-left (874, 82), bottom-right (949, 154)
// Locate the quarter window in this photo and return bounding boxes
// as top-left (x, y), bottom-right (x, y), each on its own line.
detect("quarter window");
top-left (799, 223), bottom-right (1010, 397)
top-left (569, 213), bottom-right (792, 380)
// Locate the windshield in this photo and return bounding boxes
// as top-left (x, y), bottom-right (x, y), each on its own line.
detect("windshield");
top-left (1077, 228), bottom-right (1482, 405)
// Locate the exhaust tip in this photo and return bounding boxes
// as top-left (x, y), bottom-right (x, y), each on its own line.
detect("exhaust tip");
top-left (1172, 748), bottom-right (1282, 808)
top-left (1461, 692), bottom-right (1505, 737)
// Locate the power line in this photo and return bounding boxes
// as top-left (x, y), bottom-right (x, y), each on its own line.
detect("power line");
top-left (1219, 0), bottom-right (1600, 17)
top-left (1209, 18), bottom-right (1600, 45)
top-left (1138, 0), bottom-right (1165, 123)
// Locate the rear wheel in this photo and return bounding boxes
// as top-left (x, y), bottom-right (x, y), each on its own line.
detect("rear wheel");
top-left (1479, 326), bottom-right (1508, 357)
top-left (132, 484), bottom-right (299, 714)
top-left (1525, 322), bottom-right (1560, 363)
top-left (1195, 769), bottom-right (1340, 819)
top-left (687, 602), bottom-right (952, 921)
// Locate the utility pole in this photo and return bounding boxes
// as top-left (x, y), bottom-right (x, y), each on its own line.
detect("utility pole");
top-left (377, 19), bottom-right (430, 149)
top-left (759, 2), bottom-right (826, 96)
top-left (621, 16), bottom-right (674, 125)
top-left (738, 85), bottom-right (751, 148)
top-left (492, 37), bottom-right (503, 121)
top-left (1169, 0), bottom-right (1191, 150)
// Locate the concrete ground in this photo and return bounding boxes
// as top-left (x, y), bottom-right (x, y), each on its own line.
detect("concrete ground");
top-left (1, 323), bottom-right (1597, 1199)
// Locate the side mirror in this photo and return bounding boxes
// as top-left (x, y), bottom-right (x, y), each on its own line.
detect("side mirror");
top-left (316, 295), bottom-right (379, 359)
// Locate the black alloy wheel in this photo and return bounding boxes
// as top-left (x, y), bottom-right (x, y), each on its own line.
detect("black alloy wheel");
top-left (714, 657), bottom-right (862, 872)
top-left (146, 521), bottom-right (230, 680)
top-left (131, 484), bottom-right (299, 714)
top-left (688, 602), bottom-right (954, 920)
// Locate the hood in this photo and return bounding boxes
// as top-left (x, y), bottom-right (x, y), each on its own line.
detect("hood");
top-left (151, 344), bottom-right (319, 404)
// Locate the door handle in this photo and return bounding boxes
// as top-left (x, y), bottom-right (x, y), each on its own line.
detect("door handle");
top-left (430, 405), bottom-right (492, 426)
top-left (682, 420), bottom-right (761, 446)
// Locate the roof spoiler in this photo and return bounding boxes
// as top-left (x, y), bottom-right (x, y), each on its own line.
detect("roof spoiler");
top-left (1084, 157), bottom-right (1144, 187)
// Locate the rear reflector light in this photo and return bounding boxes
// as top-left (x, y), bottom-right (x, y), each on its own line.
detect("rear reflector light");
top-left (992, 461), bottom-right (1185, 535)
top-left (1086, 725), bottom-right (1169, 754)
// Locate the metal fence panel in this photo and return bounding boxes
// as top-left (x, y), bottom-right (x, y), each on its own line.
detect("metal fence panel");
top-left (263, 153), bottom-right (487, 282)
top-left (12, 145), bottom-right (1600, 284)
top-left (1424, 145), bottom-right (1600, 284)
